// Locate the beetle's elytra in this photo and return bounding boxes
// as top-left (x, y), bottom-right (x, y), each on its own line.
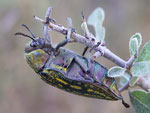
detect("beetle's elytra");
top-left (26, 48), bottom-right (121, 100)
top-left (15, 23), bottom-right (129, 108)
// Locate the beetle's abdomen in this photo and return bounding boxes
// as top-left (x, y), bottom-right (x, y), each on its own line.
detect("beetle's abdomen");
top-left (90, 61), bottom-right (122, 100)
top-left (39, 68), bottom-right (122, 100)
top-left (65, 57), bottom-right (122, 100)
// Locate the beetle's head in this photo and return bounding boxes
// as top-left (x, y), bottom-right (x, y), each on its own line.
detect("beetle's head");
top-left (15, 24), bottom-right (52, 53)
top-left (15, 24), bottom-right (51, 72)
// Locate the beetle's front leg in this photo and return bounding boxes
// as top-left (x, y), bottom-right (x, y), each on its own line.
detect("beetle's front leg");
top-left (55, 38), bottom-right (69, 51)
top-left (86, 42), bottom-right (101, 66)
top-left (55, 18), bottom-right (73, 51)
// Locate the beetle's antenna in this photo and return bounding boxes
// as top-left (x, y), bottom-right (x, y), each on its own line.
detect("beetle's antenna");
top-left (15, 32), bottom-right (35, 41)
top-left (21, 24), bottom-right (36, 38)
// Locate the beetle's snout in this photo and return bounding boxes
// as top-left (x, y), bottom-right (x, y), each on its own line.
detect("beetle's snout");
top-left (25, 38), bottom-right (46, 53)
top-left (30, 37), bottom-right (45, 48)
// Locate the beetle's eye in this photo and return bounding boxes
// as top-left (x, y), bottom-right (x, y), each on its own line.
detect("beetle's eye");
top-left (30, 41), bottom-right (39, 47)
top-left (30, 43), bottom-right (36, 47)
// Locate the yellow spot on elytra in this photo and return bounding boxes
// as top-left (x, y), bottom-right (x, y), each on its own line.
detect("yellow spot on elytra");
top-left (70, 85), bottom-right (82, 90)
top-left (84, 84), bottom-right (88, 87)
top-left (72, 91), bottom-right (79, 94)
top-left (94, 91), bottom-right (101, 95)
top-left (57, 84), bottom-right (63, 88)
top-left (77, 82), bottom-right (81, 85)
top-left (84, 94), bottom-right (89, 96)
top-left (51, 64), bottom-right (67, 72)
top-left (87, 89), bottom-right (93, 92)
top-left (43, 70), bottom-right (49, 73)
top-left (89, 85), bottom-right (94, 88)
top-left (64, 68), bottom-right (67, 72)
top-left (94, 90), bottom-right (112, 100)
top-left (56, 78), bottom-right (68, 85)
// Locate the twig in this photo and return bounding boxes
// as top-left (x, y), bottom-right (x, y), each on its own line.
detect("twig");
top-left (66, 17), bottom-right (72, 40)
top-left (34, 7), bottom-right (135, 69)
top-left (125, 53), bottom-right (137, 69)
top-left (136, 76), bottom-right (150, 91)
top-left (43, 7), bottom-right (52, 45)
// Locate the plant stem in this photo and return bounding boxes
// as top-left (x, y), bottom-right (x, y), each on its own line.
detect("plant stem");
top-left (34, 7), bottom-right (135, 69)
top-left (137, 76), bottom-right (150, 91)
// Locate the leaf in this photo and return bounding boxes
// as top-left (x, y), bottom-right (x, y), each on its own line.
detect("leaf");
top-left (131, 61), bottom-right (150, 76)
top-left (129, 33), bottom-right (142, 56)
top-left (129, 38), bottom-right (138, 56)
top-left (130, 33), bottom-right (142, 48)
top-left (119, 73), bottom-right (130, 87)
top-left (131, 42), bottom-right (150, 76)
top-left (81, 21), bottom-right (90, 37)
top-left (136, 41), bottom-right (150, 62)
top-left (129, 90), bottom-right (150, 113)
top-left (87, 7), bottom-right (105, 41)
top-left (108, 66), bottom-right (126, 78)
top-left (130, 76), bottom-right (140, 86)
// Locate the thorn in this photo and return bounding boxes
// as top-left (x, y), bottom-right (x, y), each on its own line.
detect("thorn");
top-left (81, 11), bottom-right (85, 20)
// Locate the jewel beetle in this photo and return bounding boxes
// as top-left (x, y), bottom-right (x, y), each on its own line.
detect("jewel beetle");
top-left (15, 23), bottom-right (129, 108)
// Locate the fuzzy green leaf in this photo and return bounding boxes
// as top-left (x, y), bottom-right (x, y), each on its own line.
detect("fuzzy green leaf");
top-left (131, 61), bottom-right (150, 76)
top-left (119, 73), bottom-right (130, 87)
top-left (131, 42), bottom-right (150, 76)
top-left (129, 90), bottom-right (150, 113)
top-left (136, 41), bottom-right (150, 62)
top-left (130, 76), bottom-right (140, 86)
top-left (108, 66), bottom-right (126, 78)
top-left (129, 38), bottom-right (138, 56)
top-left (81, 21), bottom-right (90, 37)
top-left (87, 7), bottom-right (105, 41)
top-left (130, 33), bottom-right (142, 47)
top-left (129, 33), bottom-right (142, 56)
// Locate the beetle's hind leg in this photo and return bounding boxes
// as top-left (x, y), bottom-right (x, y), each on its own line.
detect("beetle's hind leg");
top-left (73, 56), bottom-right (94, 82)
top-left (74, 57), bottom-right (90, 74)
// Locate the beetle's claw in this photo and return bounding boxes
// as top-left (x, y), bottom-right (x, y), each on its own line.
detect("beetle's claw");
top-left (71, 28), bottom-right (76, 33)
top-left (85, 70), bottom-right (90, 74)
top-left (49, 18), bottom-right (56, 23)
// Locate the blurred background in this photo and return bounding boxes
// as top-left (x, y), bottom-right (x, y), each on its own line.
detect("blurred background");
top-left (0, 0), bottom-right (150, 113)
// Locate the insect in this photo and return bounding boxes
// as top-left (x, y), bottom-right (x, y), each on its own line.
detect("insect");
top-left (15, 21), bottom-right (129, 108)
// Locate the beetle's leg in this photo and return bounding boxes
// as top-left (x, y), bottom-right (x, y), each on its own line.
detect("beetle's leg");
top-left (55, 18), bottom-right (73, 51)
top-left (86, 42), bottom-right (101, 66)
top-left (82, 46), bottom-right (89, 56)
top-left (89, 42), bottom-right (101, 53)
top-left (74, 56), bottom-right (89, 73)
top-left (73, 56), bottom-right (94, 82)
top-left (55, 38), bottom-right (68, 51)
top-left (84, 42), bottom-right (102, 82)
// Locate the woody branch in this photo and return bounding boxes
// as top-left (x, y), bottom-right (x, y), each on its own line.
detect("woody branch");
top-left (34, 7), bottom-right (135, 69)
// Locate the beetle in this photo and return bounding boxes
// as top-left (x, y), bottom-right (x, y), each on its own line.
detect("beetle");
top-left (15, 22), bottom-right (129, 108)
